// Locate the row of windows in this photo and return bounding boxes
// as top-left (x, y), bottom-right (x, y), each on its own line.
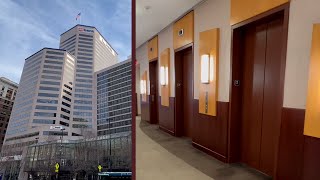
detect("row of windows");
top-left (73, 117), bottom-right (92, 122)
top-left (77, 60), bottom-right (92, 65)
top-left (41, 75), bottom-right (61, 80)
top-left (73, 112), bottom-right (92, 116)
top-left (35, 105), bottom-right (57, 110)
top-left (108, 91), bottom-right (131, 101)
top-left (75, 88), bottom-right (92, 93)
top-left (63, 89), bottom-right (72, 96)
top-left (79, 41), bottom-right (93, 45)
top-left (33, 119), bottom-right (55, 124)
top-left (61, 108), bottom-right (70, 114)
top-left (73, 124), bottom-right (92, 128)
top-left (60, 121), bottom-right (69, 127)
top-left (78, 48), bottom-right (93, 53)
top-left (60, 39), bottom-right (75, 49)
top-left (76, 79), bottom-right (92, 83)
top-left (63, 96), bottom-right (71, 102)
top-left (5, 132), bottom-right (39, 142)
top-left (43, 131), bottom-right (68, 136)
top-left (34, 112), bottom-right (56, 117)
top-left (39, 86), bottom-right (59, 91)
top-left (75, 83), bottom-right (92, 88)
top-left (78, 52), bottom-right (92, 56)
top-left (79, 37), bottom-right (93, 41)
top-left (77, 65), bottom-right (92, 69)
top-left (76, 74), bottom-right (92, 78)
top-left (43, 65), bottom-right (62, 70)
top-left (97, 113), bottom-right (131, 124)
top-left (77, 56), bottom-right (93, 61)
top-left (45, 55), bottom-right (64, 60)
top-left (97, 119), bottom-right (131, 130)
top-left (78, 44), bottom-right (93, 49)
top-left (64, 84), bottom-right (72, 91)
top-left (62, 101), bottom-right (71, 108)
top-left (42, 69), bottom-right (62, 75)
top-left (46, 51), bottom-right (65, 55)
top-left (97, 126), bottom-right (130, 136)
top-left (77, 69), bottom-right (92, 74)
top-left (60, 114), bottom-right (70, 120)
top-left (74, 105), bottom-right (92, 110)
top-left (38, 93), bottom-right (59, 98)
top-left (79, 34), bottom-right (93, 38)
top-left (75, 94), bottom-right (92, 98)
top-left (97, 63), bottom-right (131, 77)
top-left (60, 35), bottom-right (76, 45)
top-left (44, 60), bottom-right (63, 65)
top-left (74, 100), bottom-right (92, 104)
top-left (40, 81), bottom-right (60, 86)
top-left (37, 99), bottom-right (58, 104)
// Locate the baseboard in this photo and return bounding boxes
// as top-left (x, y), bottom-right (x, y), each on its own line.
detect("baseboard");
top-left (159, 125), bottom-right (175, 136)
top-left (192, 141), bottom-right (227, 163)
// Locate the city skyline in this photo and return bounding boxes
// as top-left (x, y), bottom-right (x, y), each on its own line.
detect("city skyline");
top-left (0, 0), bottom-right (131, 83)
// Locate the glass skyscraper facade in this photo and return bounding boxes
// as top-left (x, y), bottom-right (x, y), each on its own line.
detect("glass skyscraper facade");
top-left (96, 60), bottom-right (132, 136)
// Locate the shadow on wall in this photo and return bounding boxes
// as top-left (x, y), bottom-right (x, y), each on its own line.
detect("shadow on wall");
top-left (138, 118), bottom-right (270, 180)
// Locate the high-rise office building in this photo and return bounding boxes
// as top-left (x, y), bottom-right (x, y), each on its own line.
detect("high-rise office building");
top-left (59, 25), bottom-right (118, 134)
top-left (0, 77), bottom-right (18, 150)
top-left (95, 59), bottom-right (132, 136)
top-left (2, 48), bottom-right (77, 157)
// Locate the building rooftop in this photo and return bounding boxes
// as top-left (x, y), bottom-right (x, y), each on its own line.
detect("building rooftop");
top-left (60, 24), bottom-right (118, 55)
top-left (0, 77), bottom-right (19, 87)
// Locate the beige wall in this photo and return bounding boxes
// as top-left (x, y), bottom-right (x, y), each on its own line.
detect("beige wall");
top-left (194, 0), bottom-right (231, 101)
top-left (283, 0), bottom-right (320, 109)
top-left (158, 25), bottom-right (175, 97)
top-left (136, 43), bottom-right (149, 95)
top-left (136, 0), bottom-right (320, 109)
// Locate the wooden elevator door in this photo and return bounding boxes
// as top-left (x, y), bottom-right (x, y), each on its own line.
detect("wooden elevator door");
top-left (240, 14), bottom-right (284, 176)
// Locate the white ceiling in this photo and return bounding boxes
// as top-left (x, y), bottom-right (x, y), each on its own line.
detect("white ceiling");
top-left (136, 0), bottom-right (203, 48)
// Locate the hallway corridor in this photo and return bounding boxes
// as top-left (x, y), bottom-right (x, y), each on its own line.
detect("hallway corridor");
top-left (136, 116), bottom-right (270, 180)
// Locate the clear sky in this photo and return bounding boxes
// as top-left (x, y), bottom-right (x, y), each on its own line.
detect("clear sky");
top-left (0, 0), bottom-right (131, 83)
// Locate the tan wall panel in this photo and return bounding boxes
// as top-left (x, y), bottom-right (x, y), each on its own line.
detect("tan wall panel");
top-left (231, 0), bottom-right (289, 25)
top-left (148, 36), bottom-right (158, 61)
top-left (198, 29), bottom-right (219, 116)
top-left (173, 11), bottom-right (194, 50)
top-left (141, 71), bottom-right (148, 102)
top-left (304, 24), bottom-right (320, 138)
top-left (160, 48), bottom-right (170, 107)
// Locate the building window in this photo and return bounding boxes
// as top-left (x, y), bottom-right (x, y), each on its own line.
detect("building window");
top-left (35, 105), bottom-right (57, 110)
top-left (46, 51), bottom-right (64, 55)
top-left (37, 99), bottom-right (58, 104)
top-left (34, 112), bottom-right (56, 117)
top-left (61, 108), bottom-right (70, 114)
top-left (39, 86), bottom-right (59, 91)
top-left (33, 119), bottom-right (55, 124)
top-left (38, 93), bottom-right (59, 98)
top-left (60, 114), bottom-right (70, 120)
top-left (60, 121), bottom-right (69, 127)
top-left (40, 81), bottom-right (60, 86)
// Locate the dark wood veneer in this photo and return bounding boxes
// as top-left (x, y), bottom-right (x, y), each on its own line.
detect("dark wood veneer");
top-left (158, 96), bottom-right (175, 135)
top-left (141, 95), bottom-right (150, 122)
top-left (192, 100), bottom-right (229, 162)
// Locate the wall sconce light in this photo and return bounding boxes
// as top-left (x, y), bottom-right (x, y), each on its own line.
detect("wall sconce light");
top-left (201, 54), bottom-right (215, 84)
top-left (160, 66), bottom-right (169, 86)
top-left (140, 80), bottom-right (146, 94)
top-left (201, 54), bottom-right (210, 84)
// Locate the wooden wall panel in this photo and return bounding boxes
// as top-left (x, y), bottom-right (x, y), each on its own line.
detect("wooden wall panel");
top-left (276, 107), bottom-right (305, 180)
top-left (148, 36), bottom-right (158, 61)
top-left (304, 24), bottom-right (320, 138)
top-left (158, 96), bottom-right (175, 135)
top-left (173, 11), bottom-right (194, 50)
top-left (141, 71), bottom-right (148, 102)
top-left (199, 29), bottom-right (219, 116)
top-left (160, 48), bottom-right (170, 106)
top-left (230, 0), bottom-right (289, 25)
top-left (141, 95), bottom-right (150, 122)
top-left (192, 100), bottom-right (229, 162)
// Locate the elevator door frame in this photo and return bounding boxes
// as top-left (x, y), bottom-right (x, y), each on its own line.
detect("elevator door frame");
top-left (174, 43), bottom-right (194, 137)
top-left (149, 59), bottom-right (159, 124)
top-left (228, 3), bottom-right (289, 177)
